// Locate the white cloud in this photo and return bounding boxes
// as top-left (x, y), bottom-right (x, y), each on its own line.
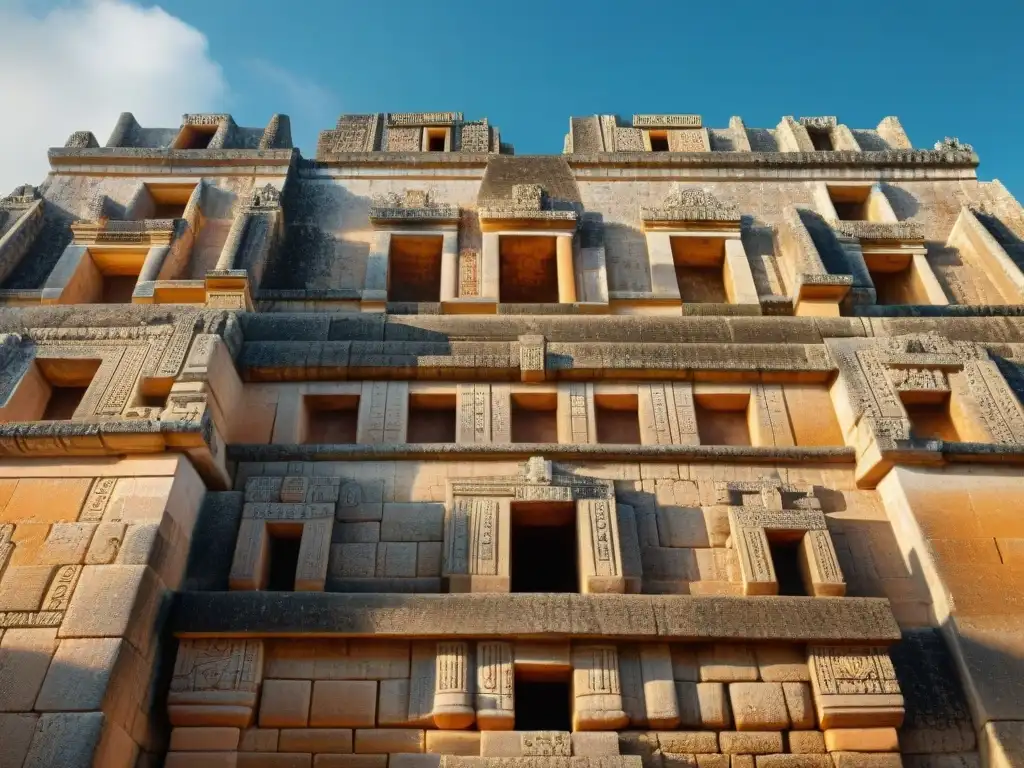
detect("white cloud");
top-left (0, 0), bottom-right (227, 192)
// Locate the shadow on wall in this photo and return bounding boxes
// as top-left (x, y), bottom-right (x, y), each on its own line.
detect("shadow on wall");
top-left (264, 184), bottom-right (373, 291)
top-left (881, 185), bottom-right (920, 220)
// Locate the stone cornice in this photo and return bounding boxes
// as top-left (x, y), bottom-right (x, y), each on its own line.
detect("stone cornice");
top-left (47, 147), bottom-right (297, 171)
top-left (226, 442), bottom-right (855, 463)
top-left (170, 592), bottom-right (901, 642)
top-left (567, 149), bottom-right (978, 169)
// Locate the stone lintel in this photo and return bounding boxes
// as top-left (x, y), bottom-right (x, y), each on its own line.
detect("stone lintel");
top-left (171, 593), bottom-right (900, 642)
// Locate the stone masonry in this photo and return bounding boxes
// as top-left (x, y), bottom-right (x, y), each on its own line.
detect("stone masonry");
top-left (0, 111), bottom-right (1021, 768)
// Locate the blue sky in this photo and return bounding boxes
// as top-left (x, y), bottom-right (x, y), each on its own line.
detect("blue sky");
top-left (3, 0), bottom-right (1023, 196)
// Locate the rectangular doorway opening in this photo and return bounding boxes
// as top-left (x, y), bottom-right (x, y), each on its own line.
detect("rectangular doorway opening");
top-left (510, 502), bottom-right (577, 593)
top-left (388, 235), bottom-right (443, 302)
top-left (671, 236), bottom-right (728, 303)
top-left (649, 131), bottom-right (670, 152)
top-left (827, 184), bottom-right (871, 221)
top-left (426, 128), bottom-right (448, 152)
top-left (807, 127), bottom-right (835, 152)
top-left (265, 523), bottom-right (302, 591)
top-left (768, 534), bottom-right (809, 596)
top-left (514, 671), bottom-right (571, 731)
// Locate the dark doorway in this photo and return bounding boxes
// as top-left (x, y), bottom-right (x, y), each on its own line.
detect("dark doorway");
top-left (514, 676), bottom-right (571, 731)
top-left (769, 537), bottom-right (808, 596)
top-left (266, 530), bottom-right (301, 591)
top-left (510, 503), bottom-right (577, 593)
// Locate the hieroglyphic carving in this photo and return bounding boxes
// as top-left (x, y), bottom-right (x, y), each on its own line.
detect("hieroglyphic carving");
top-left (408, 641), bottom-right (437, 725)
top-left (568, 383), bottom-right (591, 444)
top-left (633, 114), bottom-right (702, 128)
top-left (966, 360), bottom-right (1024, 443)
top-left (0, 612), bottom-right (63, 628)
top-left (521, 732), bottom-right (571, 756)
top-left (389, 112), bottom-right (462, 126)
top-left (43, 565), bottom-right (82, 611)
top-left (476, 641), bottom-right (513, 728)
top-left (491, 384), bottom-right (511, 443)
top-left (668, 129), bottom-right (710, 153)
top-left (169, 639), bottom-right (264, 696)
top-left (459, 249), bottom-right (479, 297)
top-left (572, 644), bottom-right (628, 729)
top-left (386, 127), bottom-right (422, 152)
top-left (80, 477), bottom-right (116, 522)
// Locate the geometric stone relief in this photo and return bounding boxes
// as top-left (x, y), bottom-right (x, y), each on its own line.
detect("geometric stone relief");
top-left (719, 479), bottom-right (845, 597)
top-left (807, 645), bottom-right (904, 729)
top-left (168, 638), bottom-right (265, 727)
top-left (0, 313), bottom-right (222, 458)
top-left (829, 332), bottom-right (1024, 454)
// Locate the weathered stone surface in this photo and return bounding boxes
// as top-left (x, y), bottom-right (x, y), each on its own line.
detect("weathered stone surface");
top-left (22, 712), bottom-right (105, 768)
top-left (728, 682), bottom-right (789, 730)
top-left (171, 593), bottom-right (901, 641)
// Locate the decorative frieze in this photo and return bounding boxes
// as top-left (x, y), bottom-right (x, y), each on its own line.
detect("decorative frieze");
top-left (168, 638), bottom-right (264, 727)
top-left (633, 114), bottom-right (702, 128)
top-left (641, 185), bottom-right (740, 223)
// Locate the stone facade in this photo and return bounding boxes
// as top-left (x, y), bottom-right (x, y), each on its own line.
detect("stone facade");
top-left (0, 110), bottom-right (1021, 768)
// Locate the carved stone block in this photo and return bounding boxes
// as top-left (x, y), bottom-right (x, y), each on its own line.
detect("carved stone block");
top-left (572, 644), bottom-right (628, 730)
top-left (808, 646), bottom-right (904, 729)
top-left (476, 641), bottom-right (514, 729)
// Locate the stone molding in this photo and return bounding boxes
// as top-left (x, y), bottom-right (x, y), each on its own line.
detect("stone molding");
top-left (170, 592), bottom-right (902, 641)
top-left (370, 190), bottom-right (460, 224)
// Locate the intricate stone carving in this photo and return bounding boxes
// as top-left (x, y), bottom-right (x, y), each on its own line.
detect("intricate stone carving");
top-left (808, 645), bottom-right (904, 729)
top-left (641, 184), bottom-right (740, 222)
top-left (934, 136), bottom-right (973, 152)
top-left (799, 116), bottom-right (838, 130)
top-left (633, 114), bottom-right (702, 128)
top-left (388, 112), bottom-right (462, 126)
top-left (370, 190), bottom-right (459, 223)
top-left (476, 641), bottom-right (513, 729)
top-left (247, 183), bottom-right (281, 210)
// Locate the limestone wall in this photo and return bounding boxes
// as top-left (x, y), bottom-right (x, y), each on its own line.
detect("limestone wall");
top-left (0, 455), bottom-right (205, 768)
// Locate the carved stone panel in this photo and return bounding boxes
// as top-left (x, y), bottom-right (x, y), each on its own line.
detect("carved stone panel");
top-left (577, 498), bottom-right (626, 594)
top-left (168, 639), bottom-right (264, 726)
top-left (476, 641), bottom-right (514, 729)
top-left (572, 643), bottom-right (628, 730)
top-left (443, 496), bottom-right (510, 592)
top-left (808, 645), bottom-right (904, 729)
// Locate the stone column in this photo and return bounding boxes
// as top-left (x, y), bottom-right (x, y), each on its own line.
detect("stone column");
top-left (556, 234), bottom-right (576, 303)
top-left (440, 231), bottom-right (458, 301)
top-left (442, 497), bottom-right (511, 592)
top-left (645, 231), bottom-right (682, 299)
top-left (572, 644), bottom-right (628, 730)
top-left (807, 646), bottom-right (904, 728)
top-left (476, 641), bottom-right (514, 729)
top-left (576, 498), bottom-right (626, 593)
top-left (433, 641), bottom-right (475, 729)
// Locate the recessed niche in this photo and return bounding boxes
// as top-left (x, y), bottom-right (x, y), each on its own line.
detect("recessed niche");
top-left (511, 392), bottom-right (557, 443)
top-left (407, 393), bottom-right (456, 443)
top-left (388, 235), bottom-right (443, 303)
top-left (304, 394), bottom-right (359, 443)
top-left (499, 235), bottom-right (559, 304)
top-left (827, 184), bottom-right (871, 221)
top-left (903, 395), bottom-right (961, 442)
top-left (425, 128), bottom-right (447, 152)
top-left (694, 392), bottom-right (752, 446)
top-left (807, 127), bottom-right (835, 151)
top-left (649, 131), bottom-right (670, 152)
top-left (173, 124), bottom-right (218, 150)
top-left (594, 393), bottom-right (641, 444)
top-left (671, 236), bottom-right (728, 303)
top-left (38, 358), bottom-right (100, 421)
